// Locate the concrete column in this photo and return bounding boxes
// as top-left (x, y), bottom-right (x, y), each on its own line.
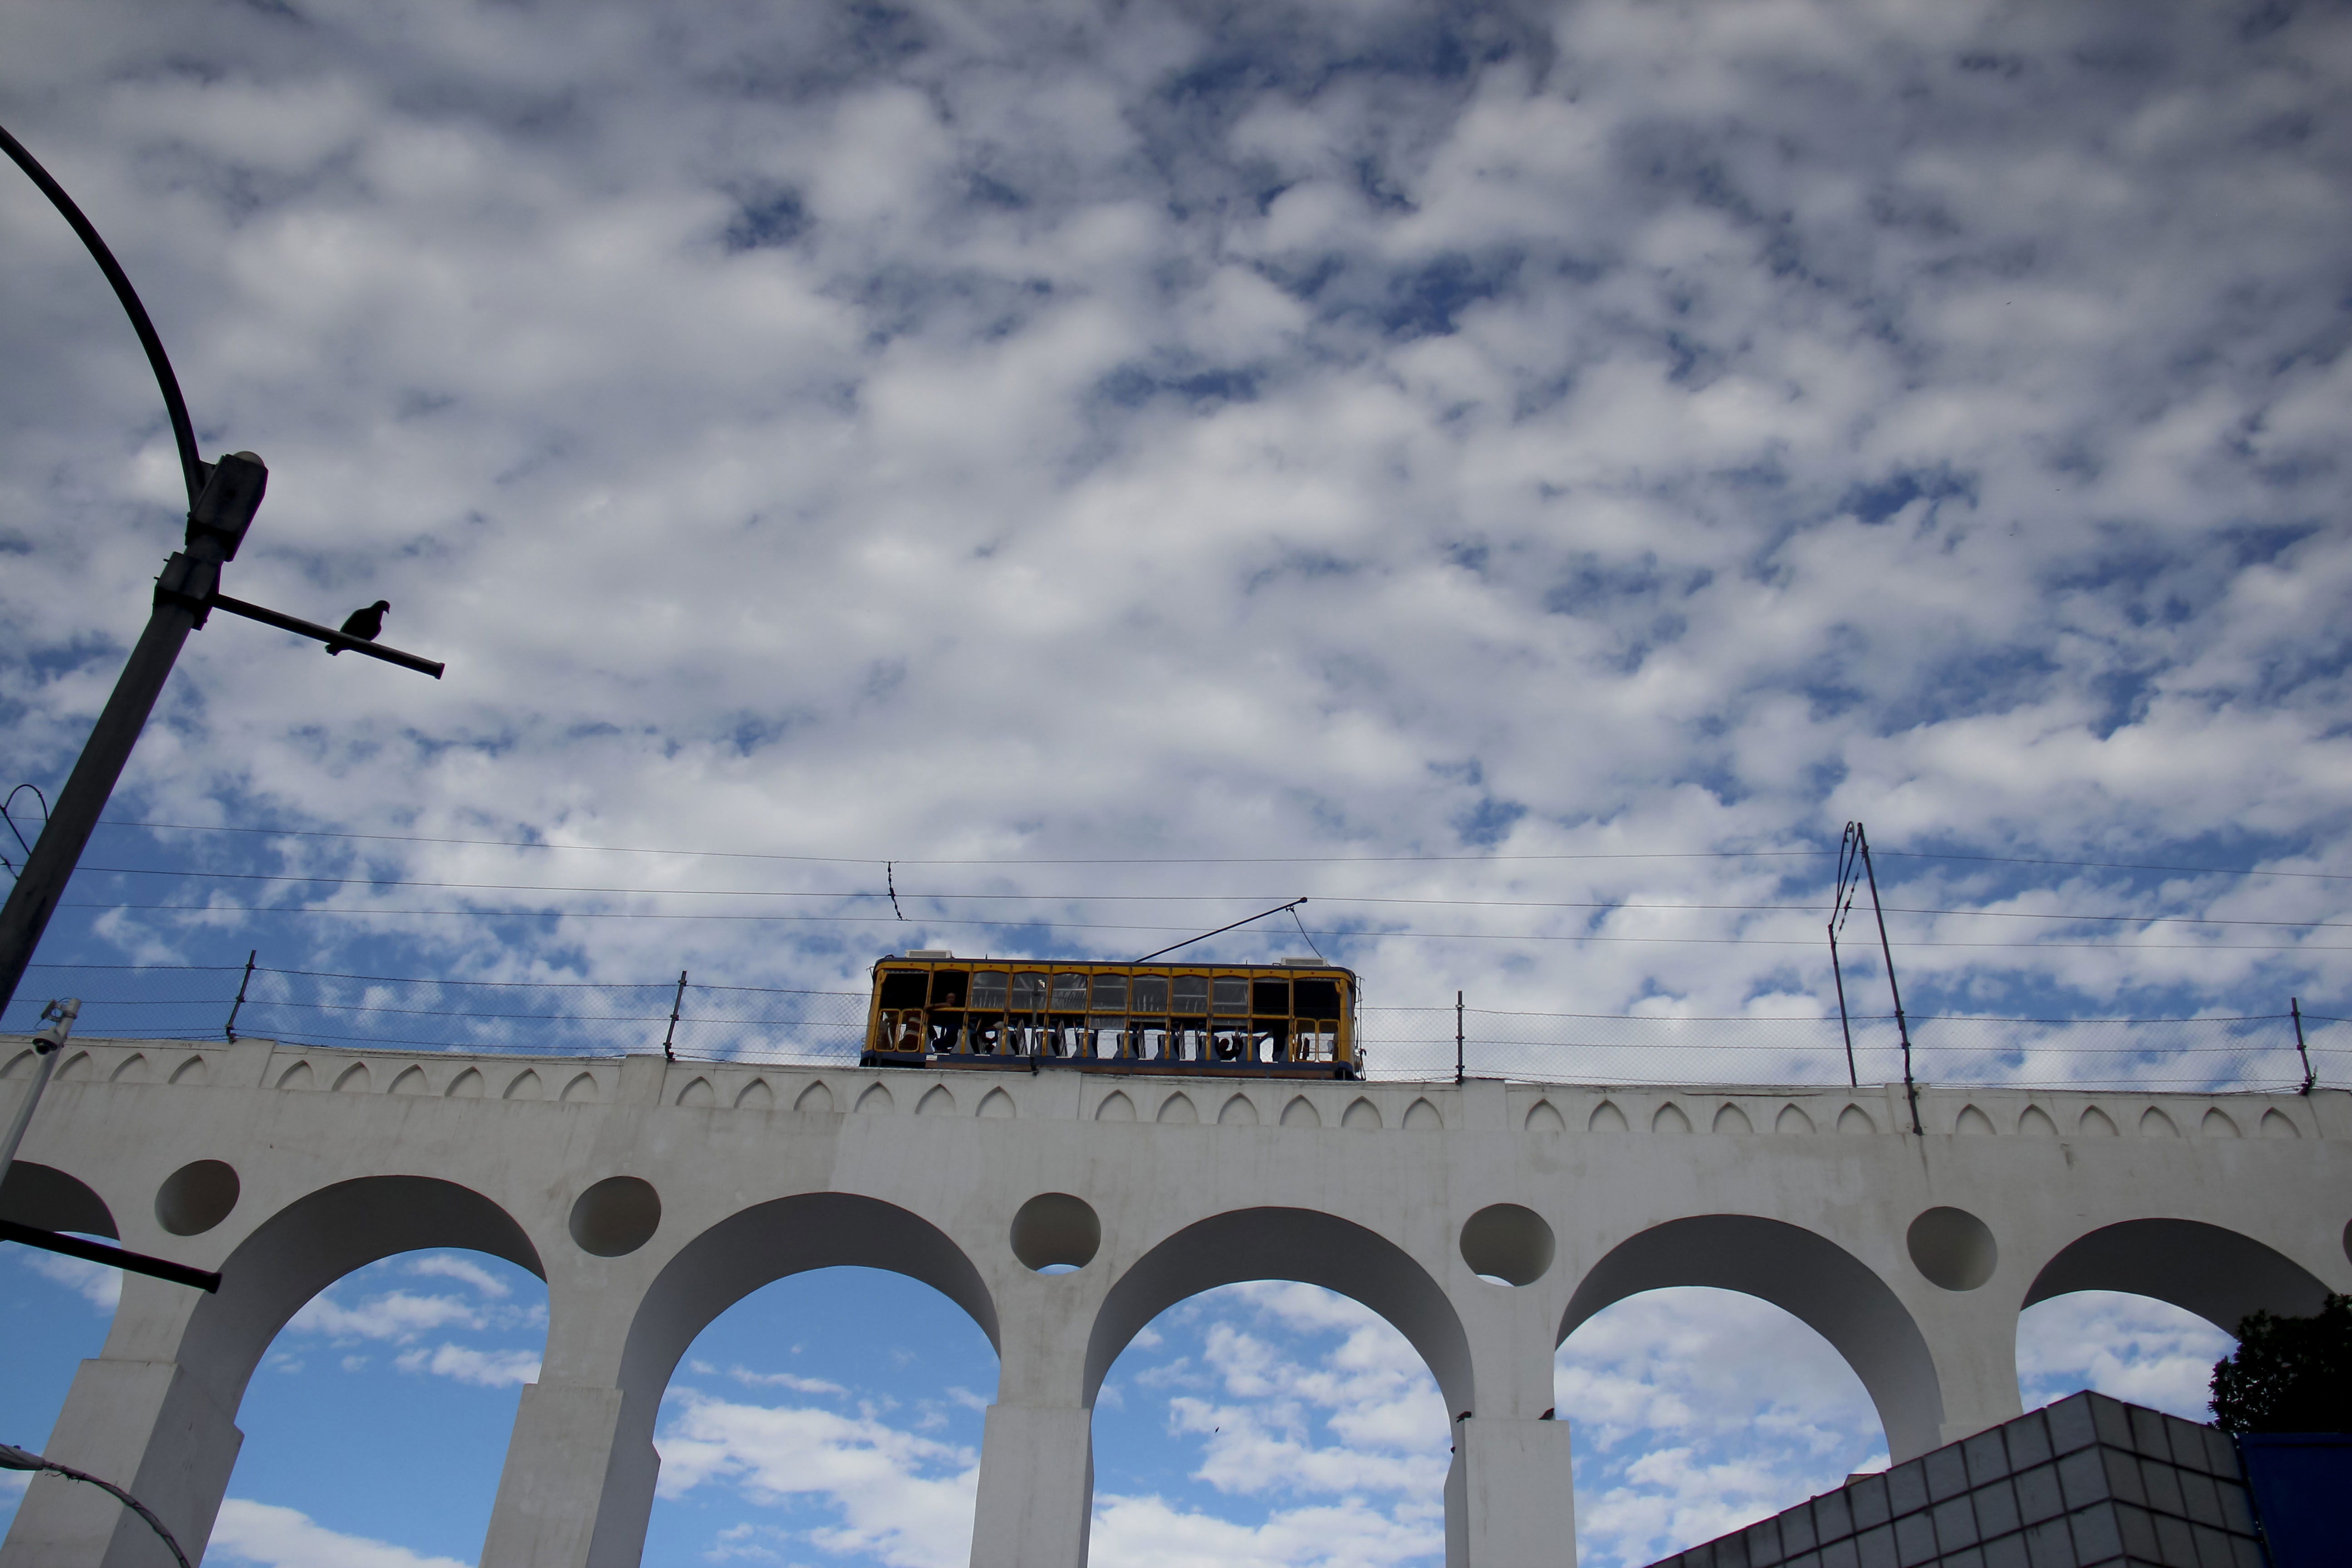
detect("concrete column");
top-left (0, 1356), bottom-right (241, 1568)
top-left (1445, 1417), bottom-right (1577, 1568)
top-left (1913, 1294), bottom-right (2024, 1452)
top-left (966, 1403), bottom-right (1093, 1568)
top-left (1447, 1279), bottom-right (1576, 1565)
top-left (476, 1383), bottom-right (637, 1568)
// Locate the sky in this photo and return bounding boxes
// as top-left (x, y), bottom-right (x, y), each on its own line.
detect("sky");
top-left (1, 0), bottom-right (2347, 1564)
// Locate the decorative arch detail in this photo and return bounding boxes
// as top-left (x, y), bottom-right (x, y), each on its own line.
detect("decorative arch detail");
top-left (1559, 1214), bottom-right (1944, 1460)
top-left (2023, 1219), bottom-right (2331, 1338)
top-left (177, 1176), bottom-right (544, 1418)
top-left (599, 1193), bottom-right (998, 1563)
top-left (1081, 1206), bottom-right (1473, 1416)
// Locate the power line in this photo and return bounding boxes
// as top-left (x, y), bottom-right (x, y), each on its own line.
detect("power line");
top-left (92, 818), bottom-right (2352, 881)
top-left (54, 901), bottom-right (2352, 950)
top-left (64, 865), bottom-right (2352, 929)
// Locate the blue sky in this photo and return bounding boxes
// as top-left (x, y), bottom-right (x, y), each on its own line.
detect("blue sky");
top-left (2, 0), bottom-right (2346, 1563)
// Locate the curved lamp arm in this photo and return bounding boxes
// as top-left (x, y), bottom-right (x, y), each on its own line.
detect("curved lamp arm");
top-left (0, 122), bottom-right (204, 506)
top-left (0, 1443), bottom-right (195, 1568)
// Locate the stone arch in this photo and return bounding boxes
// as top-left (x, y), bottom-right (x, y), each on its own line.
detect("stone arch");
top-left (1588, 1099), bottom-right (1627, 1132)
top-left (1558, 1215), bottom-right (1944, 1460)
top-left (1081, 1207), bottom-right (1473, 1416)
top-left (1774, 1103), bottom-right (1815, 1135)
top-left (388, 1065), bottom-right (427, 1096)
top-left (169, 1056), bottom-right (209, 1087)
top-left (0, 1160), bottom-right (118, 1240)
top-left (110, 1052), bottom-right (150, 1084)
top-left (1280, 1096), bottom-right (1321, 1128)
top-left (1095, 1090), bottom-right (1136, 1122)
top-left (595, 1194), bottom-right (999, 1566)
top-left (177, 1176), bottom-right (544, 1422)
top-left (333, 1063), bottom-right (370, 1094)
top-left (1524, 1100), bottom-right (1564, 1134)
top-left (735, 1079), bottom-right (774, 1111)
top-left (2022, 1219), bottom-right (2331, 1339)
top-left (676, 1077), bottom-right (716, 1107)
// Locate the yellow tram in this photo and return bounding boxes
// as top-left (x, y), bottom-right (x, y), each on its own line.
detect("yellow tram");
top-left (862, 952), bottom-right (1361, 1078)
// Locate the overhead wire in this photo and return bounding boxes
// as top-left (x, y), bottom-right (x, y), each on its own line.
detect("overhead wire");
top-left (51, 901), bottom-right (2352, 950)
top-left (59, 864), bottom-right (2352, 929)
top-left (89, 818), bottom-right (2352, 880)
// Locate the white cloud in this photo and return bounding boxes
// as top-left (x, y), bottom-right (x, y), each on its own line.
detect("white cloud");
top-left (405, 1254), bottom-right (513, 1299)
top-left (1089, 1492), bottom-right (1442, 1568)
top-left (2017, 1290), bottom-right (2232, 1422)
top-left (207, 1500), bottom-right (471, 1568)
top-left (727, 1366), bottom-right (850, 1397)
top-left (392, 1343), bottom-right (541, 1388)
top-left (286, 1291), bottom-right (483, 1344)
top-left (17, 1250), bottom-right (121, 1313)
top-left (655, 1392), bottom-right (978, 1568)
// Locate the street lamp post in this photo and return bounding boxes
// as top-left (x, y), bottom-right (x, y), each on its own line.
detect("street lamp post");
top-left (0, 122), bottom-right (446, 1025)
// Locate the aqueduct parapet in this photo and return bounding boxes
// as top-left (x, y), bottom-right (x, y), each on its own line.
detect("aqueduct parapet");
top-left (0, 1037), bottom-right (2343, 1568)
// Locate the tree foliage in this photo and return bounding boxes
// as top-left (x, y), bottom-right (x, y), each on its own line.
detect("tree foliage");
top-left (2210, 1294), bottom-right (2352, 1433)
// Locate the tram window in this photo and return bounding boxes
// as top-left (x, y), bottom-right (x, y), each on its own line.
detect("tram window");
top-left (1131, 975), bottom-right (1169, 1013)
top-left (1211, 977), bottom-right (1249, 1014)
top-left (1090, 1017), bottom-right (1126, 1058)
top-left (1294, 979), bottom-right (1341, 1019)
top-left (1172, 975), bottom-right (1209, 1015)
top-left (931, 971), bottom-right (969, 1008)
top-left (969, 1017), bottom-right (1005, 1055)
top-left (1091, 974), bottom-right (1127, 1011)
top-left (1252, 979), bottom-right (1289, 1015)
top-left (879, 971), bottom-right (928, 1008)
top-left (971, 972), bottom-right (1009, 1009)
top-left (1011, 973), bottom-right (1048, 1010)
top-left (1051, 973), bottom-right (1089, 1010)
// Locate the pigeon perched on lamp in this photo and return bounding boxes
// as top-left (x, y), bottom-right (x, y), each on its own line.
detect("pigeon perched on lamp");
top-left (328, 600), bottom-right (389, 654)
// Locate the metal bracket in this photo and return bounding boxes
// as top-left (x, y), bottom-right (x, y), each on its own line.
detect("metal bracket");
top-left (151, 554), bottom-right (219, 627)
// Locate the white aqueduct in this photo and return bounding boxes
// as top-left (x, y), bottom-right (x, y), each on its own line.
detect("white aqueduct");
top-left (0, 1036), bottom-right (2345, 1567)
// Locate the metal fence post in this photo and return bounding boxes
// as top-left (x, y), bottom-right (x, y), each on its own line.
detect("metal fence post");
top-left (2292, 999), bottom-right (2315, 1095)
top-left (224, 949), bottom-right (257, 1043)
top-left (662, 970), bottom-right (688, 1063)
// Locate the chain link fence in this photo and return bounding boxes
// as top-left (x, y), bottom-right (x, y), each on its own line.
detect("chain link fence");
top-left (5, 963), bottom-right (2342, 1093)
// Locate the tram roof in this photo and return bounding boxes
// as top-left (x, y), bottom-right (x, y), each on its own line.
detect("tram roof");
top-left (873, 953), bottom-right (1355, 976)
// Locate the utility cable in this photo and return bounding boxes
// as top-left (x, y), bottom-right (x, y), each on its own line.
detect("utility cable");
top-left (89, 818), bottom-right (2352, 881)
top-left (55, 866), bottom-right (2352, 929)
top-left (51, 901), bottom-right (2352, 950)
